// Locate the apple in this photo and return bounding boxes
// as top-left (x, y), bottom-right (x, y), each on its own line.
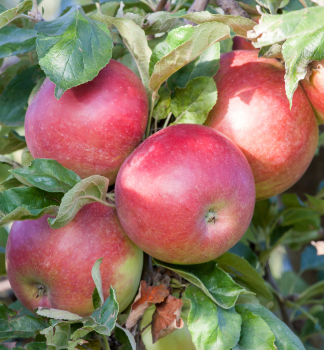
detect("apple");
top-left (205, 50), bottom-right (318, 201)
top-left (301, 61), bottom-right (324, 121)
top-left (115, 124), bottom-right (255, 265)
top-left (25, 59), bottom-right (149, 184)
top-left (140, 301), bottom-right (196, 350)
top-left (6, 203), bottom-right (143, 316)
top-left (232, 37), bottom-right (257, 51)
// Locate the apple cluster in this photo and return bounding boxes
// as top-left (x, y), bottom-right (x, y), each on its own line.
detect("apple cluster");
top-left (5, 50), bottom-right (320, 321)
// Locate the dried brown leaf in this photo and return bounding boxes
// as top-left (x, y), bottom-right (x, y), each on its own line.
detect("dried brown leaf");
top-left (126, 281), bottom-right (169, 329)
top-left (152, 295), bottom-right (184, 343)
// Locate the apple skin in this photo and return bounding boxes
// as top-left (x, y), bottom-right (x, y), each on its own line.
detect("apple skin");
top-left (301, 63), bottom-right (324, 121)
top-left (25, 60), bottom-right (149, 184)
top-left (115, 124), bottom-right (255, 265)
top-left (205, 50), bottom-right (318, 201)
top-left (232, 37), bottom-right (257, 51)
top-left (141, 302), bottom-right (196, 350)
top-left (6, 203), bottom-right (143, 316)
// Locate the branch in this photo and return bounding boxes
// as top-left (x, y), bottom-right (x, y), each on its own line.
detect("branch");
top-left (156, 0), bottom-right (168, 11)
top-left (265, 265), bottom-right (292, 328)
top-left (216, 0), bottom-right (249, 17)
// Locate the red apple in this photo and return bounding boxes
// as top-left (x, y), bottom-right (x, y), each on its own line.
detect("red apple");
top-left (25, 60), bottom-right (149, 184)
top-left (205, 50), bottom-right (318, 201)
top-left (6, 203), bottom-right (143, 316)
top-left (115, 124), bottom-right (255, 265)
top-left (232, 37), bottom-right (257, 51)
top-left (141, 301), bottom-right (196, 350)
top-left (301, 61), bottom-right (324, 121)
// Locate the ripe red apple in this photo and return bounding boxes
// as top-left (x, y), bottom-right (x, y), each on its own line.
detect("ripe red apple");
top-left (6, 203), bottom-right (143, 316)
top-left (141, 302), bottom-right (196, 350)
top-left (205, 50), bottom-right (318, 201)
top-left (301, 61), bottom-right (324, 121)
top-left (25, 60), bottom-right (149, 184)
top-left (115, 124), bottom-right (255, 265)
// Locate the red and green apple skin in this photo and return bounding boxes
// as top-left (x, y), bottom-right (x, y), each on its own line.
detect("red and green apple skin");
top-left (25, 59), bottom-right (149, 184)
top-left (205, 50), bottom-right (318, 201)
top-left (115, 124), bottom-right (255, 265)
top-left (6, 203), bottom-right (143, 316)
top-left (141, 302), bottom-right (196, 350)
top-left (301, 63), bottom-right (324, 121)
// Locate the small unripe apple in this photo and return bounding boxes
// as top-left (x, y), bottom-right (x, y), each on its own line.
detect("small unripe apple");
top-left (115, 124), bottom-right (255, 265)
top-left (6, 203), bottom-right (143, 316)
top-left (205, 50), bottom-right (318, 201)
top-left (140, 301), bottom-right (196, 350)
top-left (25, 60), bottom-right (149, 184)
top-left (301, 62), bottom-right (324, 122)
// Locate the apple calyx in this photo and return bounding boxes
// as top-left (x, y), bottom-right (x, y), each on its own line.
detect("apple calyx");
top-left (35, 283), bottom-right (47, 298)
top-left (205, 210), bottom-right (217, 224)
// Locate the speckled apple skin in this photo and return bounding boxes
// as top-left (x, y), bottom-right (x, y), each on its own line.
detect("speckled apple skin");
top-left (301, 66), bottom-right (324, 121)
top-left (25, 60), bottom-right (149, 184)
top-left (205, 50), bottom-right (318, 201)
top-left (115, 124), bottom-right (255, 265)
top-left (232, 37), bottom-right (257, 51)
top-left (6, 203), bottom-right (143, 316)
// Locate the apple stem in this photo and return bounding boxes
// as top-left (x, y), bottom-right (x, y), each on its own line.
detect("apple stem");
top-left (95, 2), bottom-right (103, 14)
top-left (163, 112), bottom-right (172, 129)
top-left (145, 91), bottom-right (158, 139)
top-left (102, 336), bottom-right (111, 350)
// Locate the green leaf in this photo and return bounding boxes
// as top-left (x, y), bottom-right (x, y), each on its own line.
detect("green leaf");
top-left (0, 187), bottom-right (62, 225)
top-left (91, 257), bottom-right (104, 307)
top-left (48, 175), bottom-right (109, 229)
top-left (255, 0), bottom-right (288, 14)
top-left (0, 58), bottom-right (32, 94)
top-left (149, 22), bottom-right (230, 93)
top-left (0, 26), bottom-right (36, 59)
top-left (35, 6), bottom-right (113, 99)
top-left (0, 304), bottom-right (48, 342)
top-left (167, 42), bottom-right (220, 91)
top-left (0, 226), bottom-right (8, 249)
top-left (0, 176), bottom-right (22, 192)
top-left (234, 306), bottom-right (276, 350)
top-left (153, 85), bottom-right (171, 120)
top-left (301, 245), bottom-right (324, 272)
top-left (0, 130), bottom-right (26, 155)
top-left (37, 308), bottom-right (83, 321)
top-left (258, 43), bottom-right (282, 59)
top-left (181, 11), bottom-right (256, 37)
top-left (91, 13), bottom-right (152, 95)
top-left (215, 252), bottom-right (273, 300)
top-left (142, 10), bottom-right (184, 35)
top-left (229, 242), bottom-right (259, 269)
top-left (41, 324), bottom-right (71, 350)
top-left (0, 5), bottom-right (6, 13)
top-left (282, 28), bottom-right (324, 107)
top-left (186, 285), bottom-right (242, 350)
top-left (22, 343), bottom-right (47, 350)
top-left (248, 7), bottom-right (324, 47)
top-left (71, 286), bottom-right (119, 339)
top-left (115, 324), bottom-right (136, 350)
top-left (239, 304), bottom-right (306, 350)
top-left (298, 281), bottom-right (324, 305)
top-left (277, 271), bottom-right (309, 297)
top-left (154, 259), bottom-right (248, 309)
top-left (11, 159), bottom-right (81, 193)
top-left (171, 76), bottom-right (217, 125)
top-left (0, 65), bottom-right (45, 127)
top-left (0, 1), bottom-right (33, 29)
